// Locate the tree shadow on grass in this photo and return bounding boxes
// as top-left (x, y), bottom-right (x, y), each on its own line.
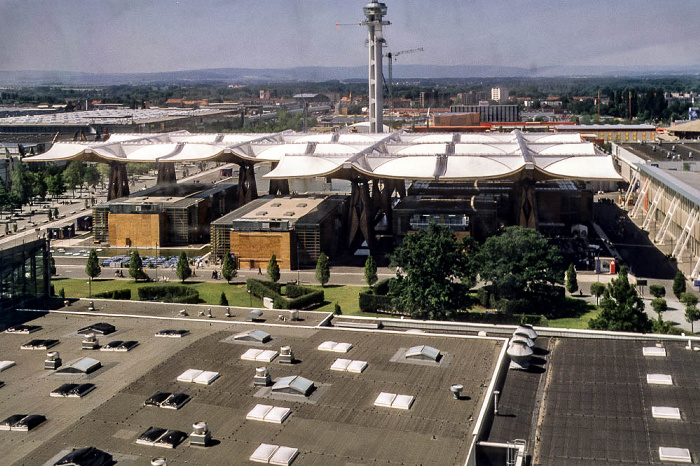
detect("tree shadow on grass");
top-left (550, 297), bottom-right (595, 319)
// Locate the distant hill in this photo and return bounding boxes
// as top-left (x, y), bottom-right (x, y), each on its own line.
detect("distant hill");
top-left (0, 65), bottom-right (698, 86)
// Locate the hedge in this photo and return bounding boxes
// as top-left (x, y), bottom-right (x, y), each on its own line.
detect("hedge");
top-left (359, 291), bottom-right (394, 312)
top-left (454, 311), bottom-right (548, 326)
top-left (94, 289), bottom-right (132, 300)
top-left (137, 285), bottom-right (199, 304)
top-left (247, 278), bottom-right (324, 310)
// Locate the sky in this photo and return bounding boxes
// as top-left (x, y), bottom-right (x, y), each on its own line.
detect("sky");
top-left (0, 0), bottom-right (698, 74)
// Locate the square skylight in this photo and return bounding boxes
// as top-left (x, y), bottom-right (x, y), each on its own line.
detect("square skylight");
top-left (647, 374), bottom-right (673, 385)
top-left (652, 406), bottom-right (681, 420)
top-left (392, 395), bottom-right (415, 410)
top-left (265, 407), bottom-right (291, 424)
top-left (347, 360), bottom-right (368, 374)
top-left (176, 369), bottom-right (203, 383)
top-left (250, 443), bottom-right (279, 463)
top-left (270, 446), bottom-right (299, 465)
top-left (246, 404), bottom-right (273, 421)
top-left (374, 392), bottom-right (397, 407)
top-left (241, 348), bottom-right (264, 361)
top-left (193, 371), bottom-right (220, 385)
top-left (330, 359), bottom-right (352, 371)
top-left (0, 361), bottom-right (16, 372)
top-left (659, 446), bottom-right (691, 463)
top-left (643, 347), bottom-right (667, 357)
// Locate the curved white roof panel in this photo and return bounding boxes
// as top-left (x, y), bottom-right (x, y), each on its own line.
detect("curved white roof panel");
top-left (25, 129), bottom-right (621, 182)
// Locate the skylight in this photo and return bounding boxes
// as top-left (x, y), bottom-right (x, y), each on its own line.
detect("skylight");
top-left (241, 348), bottom-right (279, 362)
top-left (250, 443), bottom-right (299, 465)
top-left (54, 447), bottom-right (112, 466)
top-left (234, 329), bottom-right (271, 343)
top-left (374, 392), bottom-right (415, 410)
top-left (136, 427), bottom-right (187, 449)
top-left (100, 340), bottom-right (139, 352)
top-left (330, 358), bottom-right (367, 374)
top-left (155, 329), bottom-right (190, 338)
top-left (647, 374), bottom-right (673, 385)
top-left (271, 376), bottom-right (314, 396)
top-left (0, 361), bottom-right (16, 372)
top-left (57, 357), bottom-right (101, 374)
top-left (50, 383), bottom-right (95, 398)
top-left (0, 414), bottom-right (46, 431)
top-left (5, 325), bottom-right (41, 334)
top-left (658, 447), bottom-right (691, 463)
top-left (176, 369), bottom-right (220, 385)
top-left (405, 345), bottom-right (441, 361)
top-left (20, 339), bottom-right (59, 350)
top-left (317, 341), bottom-right (353, 353)
top-left (643, 347), bottom-right (666, 357)
top-left (652, 406), bottom-right (681, 420)
top-left (246, 404), bottom-right (291, 424)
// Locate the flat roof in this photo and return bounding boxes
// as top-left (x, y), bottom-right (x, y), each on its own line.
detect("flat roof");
top-left (619, 142), bottom-right (700, 163)
top-left (0, 108), bottom-right (229, 127)
top-left (100, 182), bottom-right (233, 210)
top-left (533, 339), bottom-right (700, 465)
top-left (241, 197), bottom-right (325, 221)
top-left (4, 306), bottom-right (501, 465)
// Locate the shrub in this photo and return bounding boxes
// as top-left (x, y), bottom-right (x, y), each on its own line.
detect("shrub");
top-left (95, 289), bottom-right (132, 300)
top-left (359, 291), bottom-right (394, 312)
top-left (137, 285), bottom-right (199, 304)
top-left (246, 278), bottom-right (323, 310)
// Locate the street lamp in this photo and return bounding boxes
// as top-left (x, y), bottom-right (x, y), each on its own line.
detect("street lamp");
top-left (155, 241), bottom-right (158, 282)
top-left (248, 289), bottom-right (252, 308)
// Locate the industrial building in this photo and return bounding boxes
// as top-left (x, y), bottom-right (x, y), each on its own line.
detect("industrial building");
top-left (450, 104), bottom-right (520, 122)
top-left (93, 183), bottom-right (237, 247)
top-left (616, 141), bottom-right (700, 278)
top-left (0, 238), bottom-right (50, 313)
top-left (211, 194), bottom-right (347, 269)
top-left (556, 124), bottom-right (658, 143)
top-left (394, 180), bottom-right (593, 241)
top-left (2, 299), bottom-right (699, 465)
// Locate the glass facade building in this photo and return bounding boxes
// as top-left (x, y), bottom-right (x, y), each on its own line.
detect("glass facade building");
top-left (0, 238), bottom-right (50, 312)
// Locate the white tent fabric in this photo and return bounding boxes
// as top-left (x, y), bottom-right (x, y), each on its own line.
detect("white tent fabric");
top-left (25, 129), bottom-right (621, 182)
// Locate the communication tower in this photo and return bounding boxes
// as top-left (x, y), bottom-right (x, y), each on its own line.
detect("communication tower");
top-left (362, 2), bottom-right (389, 133)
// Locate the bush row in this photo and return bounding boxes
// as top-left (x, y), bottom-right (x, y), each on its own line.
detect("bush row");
top-left (246, 279), bottom-right (323, 310)
top-left (94, 289), bottom-right (132, 300)
top-left (358, 291), bottom-right (394, 312)
top-left (137, 285), bottom-right (199, 304)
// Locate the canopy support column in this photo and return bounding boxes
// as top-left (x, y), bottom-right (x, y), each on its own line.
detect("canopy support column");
top-left (347, 179), bottom-right (376, 252)
top-left (372, 179), bottom-right (404, 235)
top-left (237, 162), bottom-right (258, 206)
top-left (156, 162), bottom-right (177, 185)
top-left (515, 178), bottom-right (538, 229)
top-left (107, 162), bottom-right (129, 201)
top-left (268, 163), bottom-right (290, 196)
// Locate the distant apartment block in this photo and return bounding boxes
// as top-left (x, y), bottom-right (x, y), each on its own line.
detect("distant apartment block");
top-left (451, 104), bottom-right (520, 123)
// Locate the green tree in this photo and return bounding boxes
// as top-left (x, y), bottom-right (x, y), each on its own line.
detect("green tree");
top-left (30, 171), bottom-right (47, 199)
top-left (129, 250), bottom-right (145, 282)
top-left (10, 161), bottom-right (32, 207)
top-left (390, 223), bottom-right (467, 320)
top-left (315, 252), bottom-right (330, 287)
top-left (267, 254), bottom-right (280, 283)
top-left (475, 226), bottom-right (564, 300)
top-left (588, 266), bottom-right (651, 333)
top-left (85, 248), bottom-right (101, 298)
top-left (83, 164), bottom-right (100, 190)
top-left (334, 302), bottom-right (342, 315)
top-left (364, 255), bottom-right (378, 288)
top-left (176, 252), bottom-right (192, 283)
top-left (63, 161), bottom-right (85, 197)
top-left (221, 253), bottom-right (237, 283)
top-left (47, 173), bottom-right (65, 197)
top-left (219, 291), bottom-right (229, 306)
top-left (673, 270), bottom-right (686, 300)
top-left (685, 306), bottom-right (700, 333)
top-left (650, 298), bottom-right (668, 322)
top-left (680, 292), bottom-right (698, 307)
top-left (565, 264), bottom-right (578, 294)
top-left (649, 284), bottom-right (666, 299)
top-left (590, 282), bottom-right (605, 305)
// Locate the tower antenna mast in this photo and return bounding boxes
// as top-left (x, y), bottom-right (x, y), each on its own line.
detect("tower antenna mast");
top-left (362, 2), bottom-right (390, 133)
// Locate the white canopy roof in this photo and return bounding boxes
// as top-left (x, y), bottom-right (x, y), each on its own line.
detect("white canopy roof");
top-left (25, 129), bottom-right (621, 182)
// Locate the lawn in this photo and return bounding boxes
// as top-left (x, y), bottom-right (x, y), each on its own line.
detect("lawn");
top-left (52, 278), bottom-right (370, 316)
top-left (548, 307), bottom-right (600, 329)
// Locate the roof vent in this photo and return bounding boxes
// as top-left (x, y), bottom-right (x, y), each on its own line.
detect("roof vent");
top-left (255, 211), bottom-right (268, 216)
top-left (247, 309), bottom-right (265, 322)
top-left (271, 203), bottom-right (282, 207)
top-left (515, 324), bottom-right (537, 340)
top-left (507, 340), bottom-right (533, 370)
top-left (279, 346), bottom-right (295, 364)
top-left (296, 203), bottom-right (307, 208)
top-left (82, 333), bottom-right (100, 350)
top-left (150, 458), bottom-right (167, 466)
top-left (511, 334), bottom-right (534, 348)
top-left (450, 384), bottom-right (464, 400)
top-left (190, 421), bottom-right (212, 447)
top-left (254, 367), bottom-right (271, 387)
top-left (45, 352), bottom-right (61, 370)
top-left (283, 211), bottom-right (295, 216)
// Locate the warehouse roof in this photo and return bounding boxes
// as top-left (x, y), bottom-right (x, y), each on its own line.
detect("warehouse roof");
top-left (25, 130), bottom-right (621, 182)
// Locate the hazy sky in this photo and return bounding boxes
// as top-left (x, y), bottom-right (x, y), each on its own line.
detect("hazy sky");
top-left (1, 0), bottom-right (697, 73)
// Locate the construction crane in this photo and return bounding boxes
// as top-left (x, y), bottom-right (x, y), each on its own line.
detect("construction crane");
top-left (384, 48), bottom-right (424, 114)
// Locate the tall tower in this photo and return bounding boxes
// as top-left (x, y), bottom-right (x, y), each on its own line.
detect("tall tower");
top-left (362, 2), bottom-right (389, 133)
